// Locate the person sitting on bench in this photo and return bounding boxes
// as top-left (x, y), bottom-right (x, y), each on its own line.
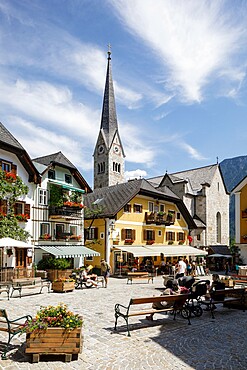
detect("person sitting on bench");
top-left (146, 279), bottom-right (179, 321)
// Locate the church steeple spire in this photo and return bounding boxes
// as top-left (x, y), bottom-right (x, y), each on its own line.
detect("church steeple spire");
top-left (100, 46), bottom-right (118, 147)
top-left (93, 48), bottom-right (125, 190)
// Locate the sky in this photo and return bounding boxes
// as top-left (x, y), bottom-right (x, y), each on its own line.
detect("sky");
top-left (1, 0), bottom-right (247, 187)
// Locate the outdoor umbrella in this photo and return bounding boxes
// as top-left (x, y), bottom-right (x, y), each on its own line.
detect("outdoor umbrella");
top-left (208, 254), bottom-right (229, 258)
top-left (0, 237), bottom-right (31, 248)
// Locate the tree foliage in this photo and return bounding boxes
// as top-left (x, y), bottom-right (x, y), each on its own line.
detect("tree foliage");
top-left (0, 171), bottom-right (30, 241)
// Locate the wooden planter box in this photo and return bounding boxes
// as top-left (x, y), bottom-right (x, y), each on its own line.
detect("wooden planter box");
top-left (52, 281), bottom-right (75, 292)
top-left (26, 327), bottom-right (83, 362)
top-left (47, 269), bottom-right (73, 282)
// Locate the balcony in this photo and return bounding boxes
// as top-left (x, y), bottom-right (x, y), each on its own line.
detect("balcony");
top-left (145, 212), bottom-right (156, 224)
top-left (145, 212), bottom-right (175, 226)
top-left (49, 206), bottom-right (82, 219)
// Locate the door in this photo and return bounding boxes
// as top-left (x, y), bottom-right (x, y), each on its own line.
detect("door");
top-left (16, 248), bottom-right (27, 268)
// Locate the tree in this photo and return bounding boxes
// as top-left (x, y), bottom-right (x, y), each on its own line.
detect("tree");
top-left (0, 171), bottom-right (30, 241)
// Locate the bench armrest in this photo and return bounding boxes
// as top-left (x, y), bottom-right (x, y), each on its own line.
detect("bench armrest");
top-left (115, 303), bottom-right (129, 314)
top-left (9, 314), bottom-right (32, 324)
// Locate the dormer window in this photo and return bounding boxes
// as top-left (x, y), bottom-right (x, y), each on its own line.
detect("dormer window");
top-left (1, 161), bottom-right (11, 172)
top-left (48, 169), bottom-right (55, 179)
top-left (65, 174), bottom-right (72, 184)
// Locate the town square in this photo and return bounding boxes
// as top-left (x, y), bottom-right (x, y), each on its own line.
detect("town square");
top-left (0, 1), bottom-right (247, 369)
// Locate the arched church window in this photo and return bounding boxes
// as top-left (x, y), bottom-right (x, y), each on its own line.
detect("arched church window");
top-left (216, 212), bottom-right (221, 243)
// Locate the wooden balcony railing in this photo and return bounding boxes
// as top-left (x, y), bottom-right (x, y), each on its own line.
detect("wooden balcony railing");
top-left (49, 206), bottom-right (82, 218)
top-left (145, 212), bottom-right (175, 226)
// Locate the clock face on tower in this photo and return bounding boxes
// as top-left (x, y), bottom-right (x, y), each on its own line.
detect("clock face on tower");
top-left (98, 144), bottom-right (105, 154)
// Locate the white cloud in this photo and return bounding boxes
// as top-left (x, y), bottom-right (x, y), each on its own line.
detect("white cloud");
top-left (0, 77), bottom-right (99, 142)
top-left (125, 169), bottom-right (147, 181)
top-left (120, 122), bottom-right (155, 166)
top-left (110, 0), bottom-right (247, 102)
top-left (179, 142), bottom-right (207, 161)
top-left (6, 116), bottom-right (93, 172)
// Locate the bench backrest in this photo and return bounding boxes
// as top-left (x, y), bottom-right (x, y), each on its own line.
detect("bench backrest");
top-left (12, 277), bottom-right (41, 286)
top-left (130, 294), bottom-right (189, 306)
top-left (211, 288), bottom-right (245, 300)
top-left (127, 272), bottom-right (149, 276)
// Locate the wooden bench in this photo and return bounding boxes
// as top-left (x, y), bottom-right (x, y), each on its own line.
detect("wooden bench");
top-left (11, 277), bottom-right (51, 298)
top-left (114, 293), bottom-right (190, 336)
top-left (230, 274), bottom-right (247, 286)
top-left (201, 287), bottom-right (245, 319)
top-left (0, 309), bottom-right (32, 359)
top-left (0, 283), bottom-right (11, 300)
top-left (127, 272), bottom-right (154, 284)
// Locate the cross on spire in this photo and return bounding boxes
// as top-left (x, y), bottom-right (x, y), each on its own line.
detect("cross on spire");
top-left (107, 43), bottom-right (111, 59)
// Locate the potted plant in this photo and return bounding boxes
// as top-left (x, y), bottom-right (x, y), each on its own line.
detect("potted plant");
top-left (24, 304), bottom-right (83, 362)
top-left (52, 278), bottom-right (75, 292)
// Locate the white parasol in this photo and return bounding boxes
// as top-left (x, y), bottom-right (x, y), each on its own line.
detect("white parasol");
top-left (0, 237), bottom-right (31, 248)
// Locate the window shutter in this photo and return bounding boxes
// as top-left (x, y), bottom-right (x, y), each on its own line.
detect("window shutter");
top-left (121, 229), bottom-right (125, 240)
top-left (0, 199), bottom-right (7, 214)
top-left (94, 227), bottom-right (98, 239)
top-left (143, 230), bottom-right (147, 240)
top-left (11, 164), bottom-right (17, 174)
top-left (166, 232), bottom-right (168, 240)
top-left (24, 203), bottom-right (30, 218)
top-left (14, 202), bottom-right (18, 215)
top-left (131, 229), bottom-right (136, 240)
top-left (151, 230), bottom-right (155, 240)
top-left (172, 232), bottom-right (175, 241)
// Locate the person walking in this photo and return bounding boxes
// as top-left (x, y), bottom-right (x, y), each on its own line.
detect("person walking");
top-left (100, 259), bottom-right (111, 288)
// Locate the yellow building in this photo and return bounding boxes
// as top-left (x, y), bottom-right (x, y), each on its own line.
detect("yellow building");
top-left (84, 178), bottom-right (206, 274)
top-left (232, 176), bottom-right (247, 264)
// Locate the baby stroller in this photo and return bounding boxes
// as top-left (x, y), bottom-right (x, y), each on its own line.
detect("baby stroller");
top-left (178, 277), bottom-right (210, 317)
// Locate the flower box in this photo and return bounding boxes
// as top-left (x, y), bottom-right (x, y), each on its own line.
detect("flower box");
top-left (52, 281), bottom-right (75, 292)
top-left (26, 326), bottom-right (82, 362)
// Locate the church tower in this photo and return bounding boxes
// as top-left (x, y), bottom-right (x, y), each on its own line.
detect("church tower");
top-left (93, 49), bottom-right (125, 189)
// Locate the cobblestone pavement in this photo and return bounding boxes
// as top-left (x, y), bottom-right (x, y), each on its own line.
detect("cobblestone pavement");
top-left (0, 276), bottom-right (246, 370)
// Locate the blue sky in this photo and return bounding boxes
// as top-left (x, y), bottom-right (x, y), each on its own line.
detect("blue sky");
top-left (1, 0), bottom-right (247, 187)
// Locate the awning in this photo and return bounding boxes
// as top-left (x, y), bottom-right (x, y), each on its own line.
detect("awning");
top-left (115, 246), bottom-right (161, 257)
top-left (115, 245), bottom-right (207, 257)
top-left (145, 245), bottom-right (207, 257)
top-left (38, 245), bottom-right (100, 258)
top-left (48, 179), bottom-right (85, 193)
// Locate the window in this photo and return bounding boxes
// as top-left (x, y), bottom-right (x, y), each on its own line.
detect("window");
top-left (148, 202), bottom-right (154, 212)
top-left (158, 230), bottom-right (162, 236)
top-left (197, 234), bottom-right (201, 241)
top-left (159, 204), bottom-right (165, 212)
top-left (40, 223), bottom-right (50, 237)
top-left (14, 202), bottom-right (30, 218)
top-left (166, 231), bottom-right (175, 241)
top-left (15, 202), bottom-right (24, 215)
top-left (177, 212), bottom-right (181, 220)
top-left (98, 162), bottom-right (105, 174)
top-left (100, 232), bottom-right (104, 239)
top-left (65, 174), bottom-right (72, 184)
top-left (2, 161), bottom-right (11, 172)
top-left (121, 229), bottom-right (136, 241)
top-left (87, 227), bottom-right (98, 240)
top-left (134, 204), bottom-right (142, 213)
top-left (177, 232), bottom-right (185, 241)
top-left (48, 170), bottom-right (55, 179)
top-left (143, 229), bottom-right (155, 241)
top-left (39, 189), bottom-right (48, 205)
top-left (216, 212), bottom-right (221, 243)
top-left (70, 225), bottom-right (77, 235)
top-left (85, 256), bottom-right (93, 261)
top-left (124, 204), bottom-right (131, 213)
